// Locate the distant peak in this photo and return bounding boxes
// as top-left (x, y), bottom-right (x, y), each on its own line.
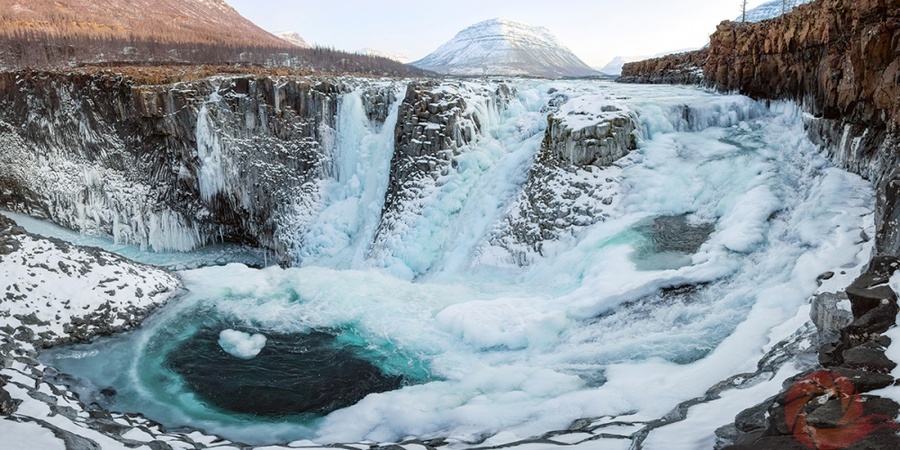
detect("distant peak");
top-left (475, 18), bottom-right (525, 26)
top-left (356, 48), bottom-right (411, 64)
top-left (458, 18), bottom-right (551, 35)
top-left (411, 18), bottom-right (597, 79)
top-left (277, 31), bottom-right (310, 48)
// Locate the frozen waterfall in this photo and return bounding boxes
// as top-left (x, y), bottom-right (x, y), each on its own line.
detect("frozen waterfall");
top-left (41, 81), bottom-right (875, 449)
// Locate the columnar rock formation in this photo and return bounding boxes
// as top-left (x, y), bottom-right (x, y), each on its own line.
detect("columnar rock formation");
top-left (704, 0), bottom-right (898, 129)
top-left (379, 82), bottom-right (482, 224)
top-left (0, 72), bottom-right (361, 263)
top-left (0, 72), bottom-right (641, 269)
top-left (706, 0), bottom-right (900, 257)
top-left (0, 73), bottom-right (645, 449)
top-left (485, 93), bottom-right (637, 263)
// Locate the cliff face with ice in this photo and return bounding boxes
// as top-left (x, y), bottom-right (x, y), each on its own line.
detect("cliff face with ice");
top-left (0, 72), bottom-right (376, 262)
top-left (0, 72), bottom-right (639, 269)
top-left (0, 76), bottom-right (653, 448)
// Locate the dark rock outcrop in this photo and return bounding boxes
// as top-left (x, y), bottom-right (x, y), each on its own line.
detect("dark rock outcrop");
top-left (719, 261), bottom-right (900, 449)
top-left (486, 101), bottom-right (636, 264)
top-left (0, 383), bottom-right (18, 416)
top-left (380, 81), bottom-right (480, 223)
top-left (542, 107), bottom-right (636, 168)
top-left (619, 50), bottom-right (707, 85)
top-left (811, 291), bottom-right (854, 345)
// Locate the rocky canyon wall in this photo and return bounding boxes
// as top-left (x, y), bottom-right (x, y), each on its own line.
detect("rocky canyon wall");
top-left (0, 72), bottom-right (640, 269)
top-left (0, 71), bottom-right (366, 263)
top-left (623, 0), bottom-right (900, 255)
top-left (617, 50), bottom-right (707, 85)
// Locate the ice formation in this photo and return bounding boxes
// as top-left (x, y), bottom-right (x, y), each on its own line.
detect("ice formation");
top-left (217, 329), bottom-right (267, 359)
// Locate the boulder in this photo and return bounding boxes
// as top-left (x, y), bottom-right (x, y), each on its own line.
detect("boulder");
top-left (842, 342), bottom-right (897, 373)
top-left (0, 384), bottom-right (19, 415)
top-left (811, 291), bottom-right (853, 344)
top-left (846, 256), bottom-right (900, 320)
top-left (832, 368), bottom-right (896, 393)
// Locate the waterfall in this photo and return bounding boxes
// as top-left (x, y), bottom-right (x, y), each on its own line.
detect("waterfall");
top-left (294, 86), bottom-right (404, 268)
top-left (196, 91), bottom-right (228, 203)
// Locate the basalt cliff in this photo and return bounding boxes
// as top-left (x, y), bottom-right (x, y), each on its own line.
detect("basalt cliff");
top-left (624, 0), bottom-right (900, 448)
top-left (0, 71), bottom-right (637, 270)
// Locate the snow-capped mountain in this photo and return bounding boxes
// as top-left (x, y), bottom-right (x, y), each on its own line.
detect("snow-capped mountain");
top-left (357, 48), bottom-right (410, 64)
top-left (278, 31), bottom-right (310, 48)
top-left (737, 0), bottom-right (814, 22)
top-left (411, 18), bottom-right (597, 78)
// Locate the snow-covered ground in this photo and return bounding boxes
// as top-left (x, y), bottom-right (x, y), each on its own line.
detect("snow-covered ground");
top-left (0, 216), bottom-right (181, 347)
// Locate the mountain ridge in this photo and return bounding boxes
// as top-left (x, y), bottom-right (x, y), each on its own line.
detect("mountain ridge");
top-left (278, 31), bottom-right (311, 48)
top-left (737, 0), bottom-right (814, 22)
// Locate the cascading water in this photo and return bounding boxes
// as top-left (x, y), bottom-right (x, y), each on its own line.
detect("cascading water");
top-left (40, 81), bottom-right (875, 448)
top-left (295, 86), bottom-right (404, 268)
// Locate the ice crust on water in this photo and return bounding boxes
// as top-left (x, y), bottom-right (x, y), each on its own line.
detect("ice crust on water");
top-left (0, 210), bottom-right (268, 270)
top-left (39, 82), bottom-right (877, 448)
top-left (217, 329), bottom-right (267, 359)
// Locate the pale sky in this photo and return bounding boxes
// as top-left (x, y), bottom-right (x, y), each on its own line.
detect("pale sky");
top-left (224, 0), bottom-right (771, 68)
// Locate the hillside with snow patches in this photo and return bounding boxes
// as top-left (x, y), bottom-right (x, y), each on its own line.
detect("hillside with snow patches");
top-left (738, 0), bottom-right (814, 22)
top-left (411, 18), bottom-right (598, 78)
